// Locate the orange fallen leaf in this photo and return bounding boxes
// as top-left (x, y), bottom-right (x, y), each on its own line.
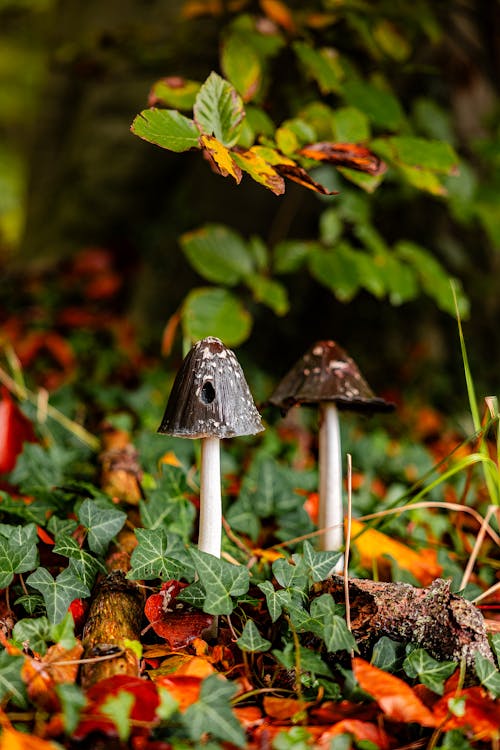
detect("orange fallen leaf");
top-left (349, 519), bottom-right (442, 585)
top-left (155, 675), bottom-right (203, 711)
top-left (22, 643), bottom-right (83, 712)
top-left (318, 719), bottom-right (391, 750)
top-left (353, 658), bottom-right (437, 727)
top-left (434, 687), bottom-right (500, 739)
top-left (263, 695), bottom-right (311, 720)
top-left (0, 727), bottom-right (60, 750)
top-left (260, 0), bottom-right (296, 32)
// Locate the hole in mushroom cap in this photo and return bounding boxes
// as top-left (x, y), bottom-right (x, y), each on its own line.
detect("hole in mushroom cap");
top-left (200, 381), bottom-right (216, 404)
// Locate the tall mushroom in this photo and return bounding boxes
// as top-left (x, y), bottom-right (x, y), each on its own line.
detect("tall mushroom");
top-left (158, 336), bottom-right (264, 558)
top-left (269, 341), bottom-right (393, 567)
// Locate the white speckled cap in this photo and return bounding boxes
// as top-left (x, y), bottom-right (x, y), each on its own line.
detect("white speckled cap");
top-left (158, 337), bottom-right (264, 439)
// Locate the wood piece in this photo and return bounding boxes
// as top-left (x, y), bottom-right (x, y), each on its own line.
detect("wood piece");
top-left (312, 576), bottom-right (493, 667)
top-left (80, 571), bottom-right (145, 689)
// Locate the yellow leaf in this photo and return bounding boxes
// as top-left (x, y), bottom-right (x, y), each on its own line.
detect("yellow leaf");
top-left (232, 148), bottom-right (285, 195)
top-left (200, 134), bottom-right (242, 183)
top-left (159, 451), bottom-right (182, 468)
top-left (349, 519), bottom-right (442, 585)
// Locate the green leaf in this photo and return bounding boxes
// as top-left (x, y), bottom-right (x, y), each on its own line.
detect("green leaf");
top-left (273, 642), bottom-right (333, 677)
top-left (272, 557), bottom-right (309, 598)
top-left (236, 620), bottom-right (271, 652)
top-left (221, 32), bottom-right (262, 102)
top-left (101, 691), bottom-right (135, 742)
top-left (343, 80), bottom-right (404, 130)
top-left (56, 683), bottom-right (87, 735)
top-left (308, 595), bottom-right (358, 653)
top-left (245, 274), bottom-right (289, 315)
top-left (332, 106), bottom-right (370, 142)
top-left (193, 72), bottom-right (245, 148)
top-left (180, 224), bottom-right (254, 286)
top-left (189, 548), bottom-right (250, 615)
top-left (302, 541), bottom-right (341, 582)
top-left (375, 136), bottom-right (458, 174)
top-left (490, 632), bottom-right (500, 663)
top-left (404, 649), bottom-right (457, 695)
top-left (181, 287), bottom-right (252, 346)
top-left (9, 443), bottom-right (76, 493)
top-left (149, 77), bottom-right (200, 110)
top-left (273, 726), bottom-right (312, 750)
top-left (13, 616), bottom-right (51, 655)
top-left (127, 528), bottom-right (186, 581)
top-left (51, 611), bottom-right (77, 650)
top-left (309, 244), bottom-right (360, 301)
top-left (78, 499), bottom-right (126, 556)
top-left (274, 240), bottom-right (311, 273)
top-left (293, 42), bottom-right (344, 94)
top-left (0, 651), bottom-right (28, 708)
top-left (257, 580), bottom-right (292, 623)
top-left (131, 109), bottom-right (200, 153)
top-left (373, 20), bottom-right (411, 61)
top-left (475, 652), bottom-right (500, 698)
top-left (0, 522), bottom-right (38, 587)
top-left (182, 674), bottom-right (246, 747)
top-left (26, 566), bottom-right (90, 624)
top-left (53, 534), bottom-right (104, 589)
top-left (371, 636), bottom-right (402, 672)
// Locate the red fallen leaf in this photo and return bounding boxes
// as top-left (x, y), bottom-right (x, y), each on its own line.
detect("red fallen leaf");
top-left (310, 699), bottom-right (378, 724)
top-left (304, 492), bottom-right (319, 524)
top-left (353, 658), bottom-right (437, 727)
top-left (234, 705), bottom-right (264, 729)
top-left (434, 686), bottom-right (500, 739)
top-left (37, 526), bottom-right (54, 545)
top-left (68, 598), bottom-right (88, 631)
top-left (0, 387), bottom-right (37, 473)
top-left (145, 581), bottom-right (213, 648)
top-left (71, 247), bottom-right (113, 274)
top-left (299, 142), bottom-right (387, 175)
top-left (155, 675), bottom-right (202, 711)
top-left (73, 675), bottom-right (159, 740)
top-left (318, 719), bottom-right (391, 749)
top-left (274, 163), bottom-right (339, 194)
top-left (0, 726), bottom-right (60, 750)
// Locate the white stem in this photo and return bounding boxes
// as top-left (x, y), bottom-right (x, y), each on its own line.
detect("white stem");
top-left (198, 436), bottom-right (222, 557)
top-left (318, 403), bottom-right (344, 570)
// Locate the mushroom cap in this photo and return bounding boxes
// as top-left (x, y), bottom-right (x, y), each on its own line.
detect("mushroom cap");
top-left (158, 336), bottom-right (265, 439)
top-left (269, 340), bottom-right (394, 414)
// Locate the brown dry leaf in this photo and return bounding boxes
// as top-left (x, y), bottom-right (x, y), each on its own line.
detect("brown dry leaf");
top-left (274, 163), bottom-right (339, 195)
top-left (22, 643), bottom-right (83, 712)
top-left (353, 658), bottom-right (437, 727)
top-left (200, 134), bottom-right (242, 183)
top-left (161, 310), bottom-right (181, 356)
top-left (350, 518), bottom-right (442, 585)
top-left (299, 142), bottom-right (387, 175)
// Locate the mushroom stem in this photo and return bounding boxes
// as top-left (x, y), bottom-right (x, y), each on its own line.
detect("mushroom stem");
top-left (318, 402), bottom-right (344, 569)
top-left (198, 436), bottom-right (222, 557)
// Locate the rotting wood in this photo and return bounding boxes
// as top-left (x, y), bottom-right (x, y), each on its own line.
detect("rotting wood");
top-left (80, 570), bottom-right (145, 689)
top-left (312, 576), bottom-right (493, 667)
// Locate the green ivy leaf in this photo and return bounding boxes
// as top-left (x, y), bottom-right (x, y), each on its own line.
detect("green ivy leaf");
top-left (302, 541), bottom-right (341, 582)
top-left (371, 636), bottom-right (402, 672)
top-left (193, 72), bottom-right (245, 148)
top-left (0, 651), bottom-right (28, 708)
top-left (272, 557), bottom-right (309, 599)
top-left (101, 691), bottom-right (135, 742)
top-left (131, 109), bottom-right (200, 153)
top-left (127, 528), bottom-right (187, 581)
top-left (257, 580), bottom-right (292, 623)
top-left (309, 595), bottom-right (358, 653)
top-left (404, 649), bottom-right (457, 695)
top-left (236, 620), bottom-right (271, 652)
top-left (13, 616), bottom-right (51, 655)
top-left (180, 224), bottom-right (254, 286)
top-left (0, 522), bottom-right (38, 587)
top-left (9, 443), bottom-right (76, 493)
top-left (26, 566), bottom-right (90, 624)
top-left (78, 499), bottom-right (127, 556)
top-left (474, 653), bottom-right (500, 698)
top-left (51, 611), bottom-right (77, 651)
top-left (182, 287), bottom-right (252, 346)
top-left (53, 534), bottom-right (104, 589)
top-left (189, 548), bottom-right (250, 615)
top-left (56, 683), bottom-right (87, 735)
top-left (182, 674), bottom-right (246, 747)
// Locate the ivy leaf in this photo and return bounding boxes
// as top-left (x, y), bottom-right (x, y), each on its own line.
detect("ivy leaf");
top-left (404, 649), bottom-right (457, 695)
top-left (54, 534), bottom-right (104, 588)
top-left (8, 443), bottom-right (77, 493)
top-left (57, 683), bottom-right (87, 735)
top-left (272, 557), bottom-right (309, 599)
top-left (26, 567), bottom-right (90, 624)
top-left (189, 548), bottom-right (250, 615)
top-left (78, 499), bottom-right (126, 556)
top-left (236, 620), bottom-right (272, 652)
top-left (302, 540), bottom-right (341, 582)
top-left (127, 528), bottom-right (187, 581)
top-left (258, 580), bottom-right (292, 623)
top-left (0, 523), bottom-right (39, 587)
top-left (474, 653), bottom-right (500, 698)
top-left (0, 651), bottom-right (28, 708)
top-left (101, 691), bottom-right (135, 742)
top-left (182, 674), bottom-right (246, 747)
top-left (181, 287), bottom-right (252, 347)
top-left (180, 224), bottom-right (254, 286)
top-left (309, 595), bottom-right (358, 654)
top-left (131, 109), bottom-right (200, 152)
top-left (193, 71), bottom-right (245, 148)
top-left (12, 616), bottom-right (51, 655)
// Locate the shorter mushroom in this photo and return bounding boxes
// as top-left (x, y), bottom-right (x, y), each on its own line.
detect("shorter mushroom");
top-left (269, 340), bottom-right (393, 568)
top-left (158, 336), bottom-right (264, 558)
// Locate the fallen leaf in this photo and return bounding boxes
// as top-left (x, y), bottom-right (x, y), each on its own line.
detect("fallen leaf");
top-left (0, 727), bottom-right (60, 750)
top-left (144, 581), bottom-right (214, 648)
top-left (0, 388), bottom-right (37, 474)
top-left (318, 719), bottom-right (391, 749)
top-left (434, 687), bottom-right (500, 739)
top-left (22, 643), bottom-right (83, 712)
top-left (353, 658), bottom-right (437, 727)
top-left (154, 675), bottom-right (202, 711)
top-left (350, 519), bottom-right (442, 585)
top-left (260, 0), bottom-right (296, 32)
top-left (263, 695), bottom-right (311, 720)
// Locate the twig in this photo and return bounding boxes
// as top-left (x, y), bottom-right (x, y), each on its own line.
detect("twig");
top-left (473, 580), bottom-right (500, 605)
top-left (460, 504), bottom-right (498, 591)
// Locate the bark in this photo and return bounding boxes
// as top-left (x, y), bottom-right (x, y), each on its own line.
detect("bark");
top-left (312, 576), bottom-right (493, 668)
top-left (80, 570), bottom-right (145, 689)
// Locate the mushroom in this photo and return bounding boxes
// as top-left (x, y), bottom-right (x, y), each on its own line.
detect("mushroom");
top-left (158, 336), bottom-right (264, 558)
top-left (269, 340), bottom-right (393, 567)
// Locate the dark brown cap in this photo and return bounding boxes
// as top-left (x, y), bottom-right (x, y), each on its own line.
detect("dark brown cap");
top-left (269, 340), bottom-right (394, 414)
top-left (158, 337), bottom-right (265, 439)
